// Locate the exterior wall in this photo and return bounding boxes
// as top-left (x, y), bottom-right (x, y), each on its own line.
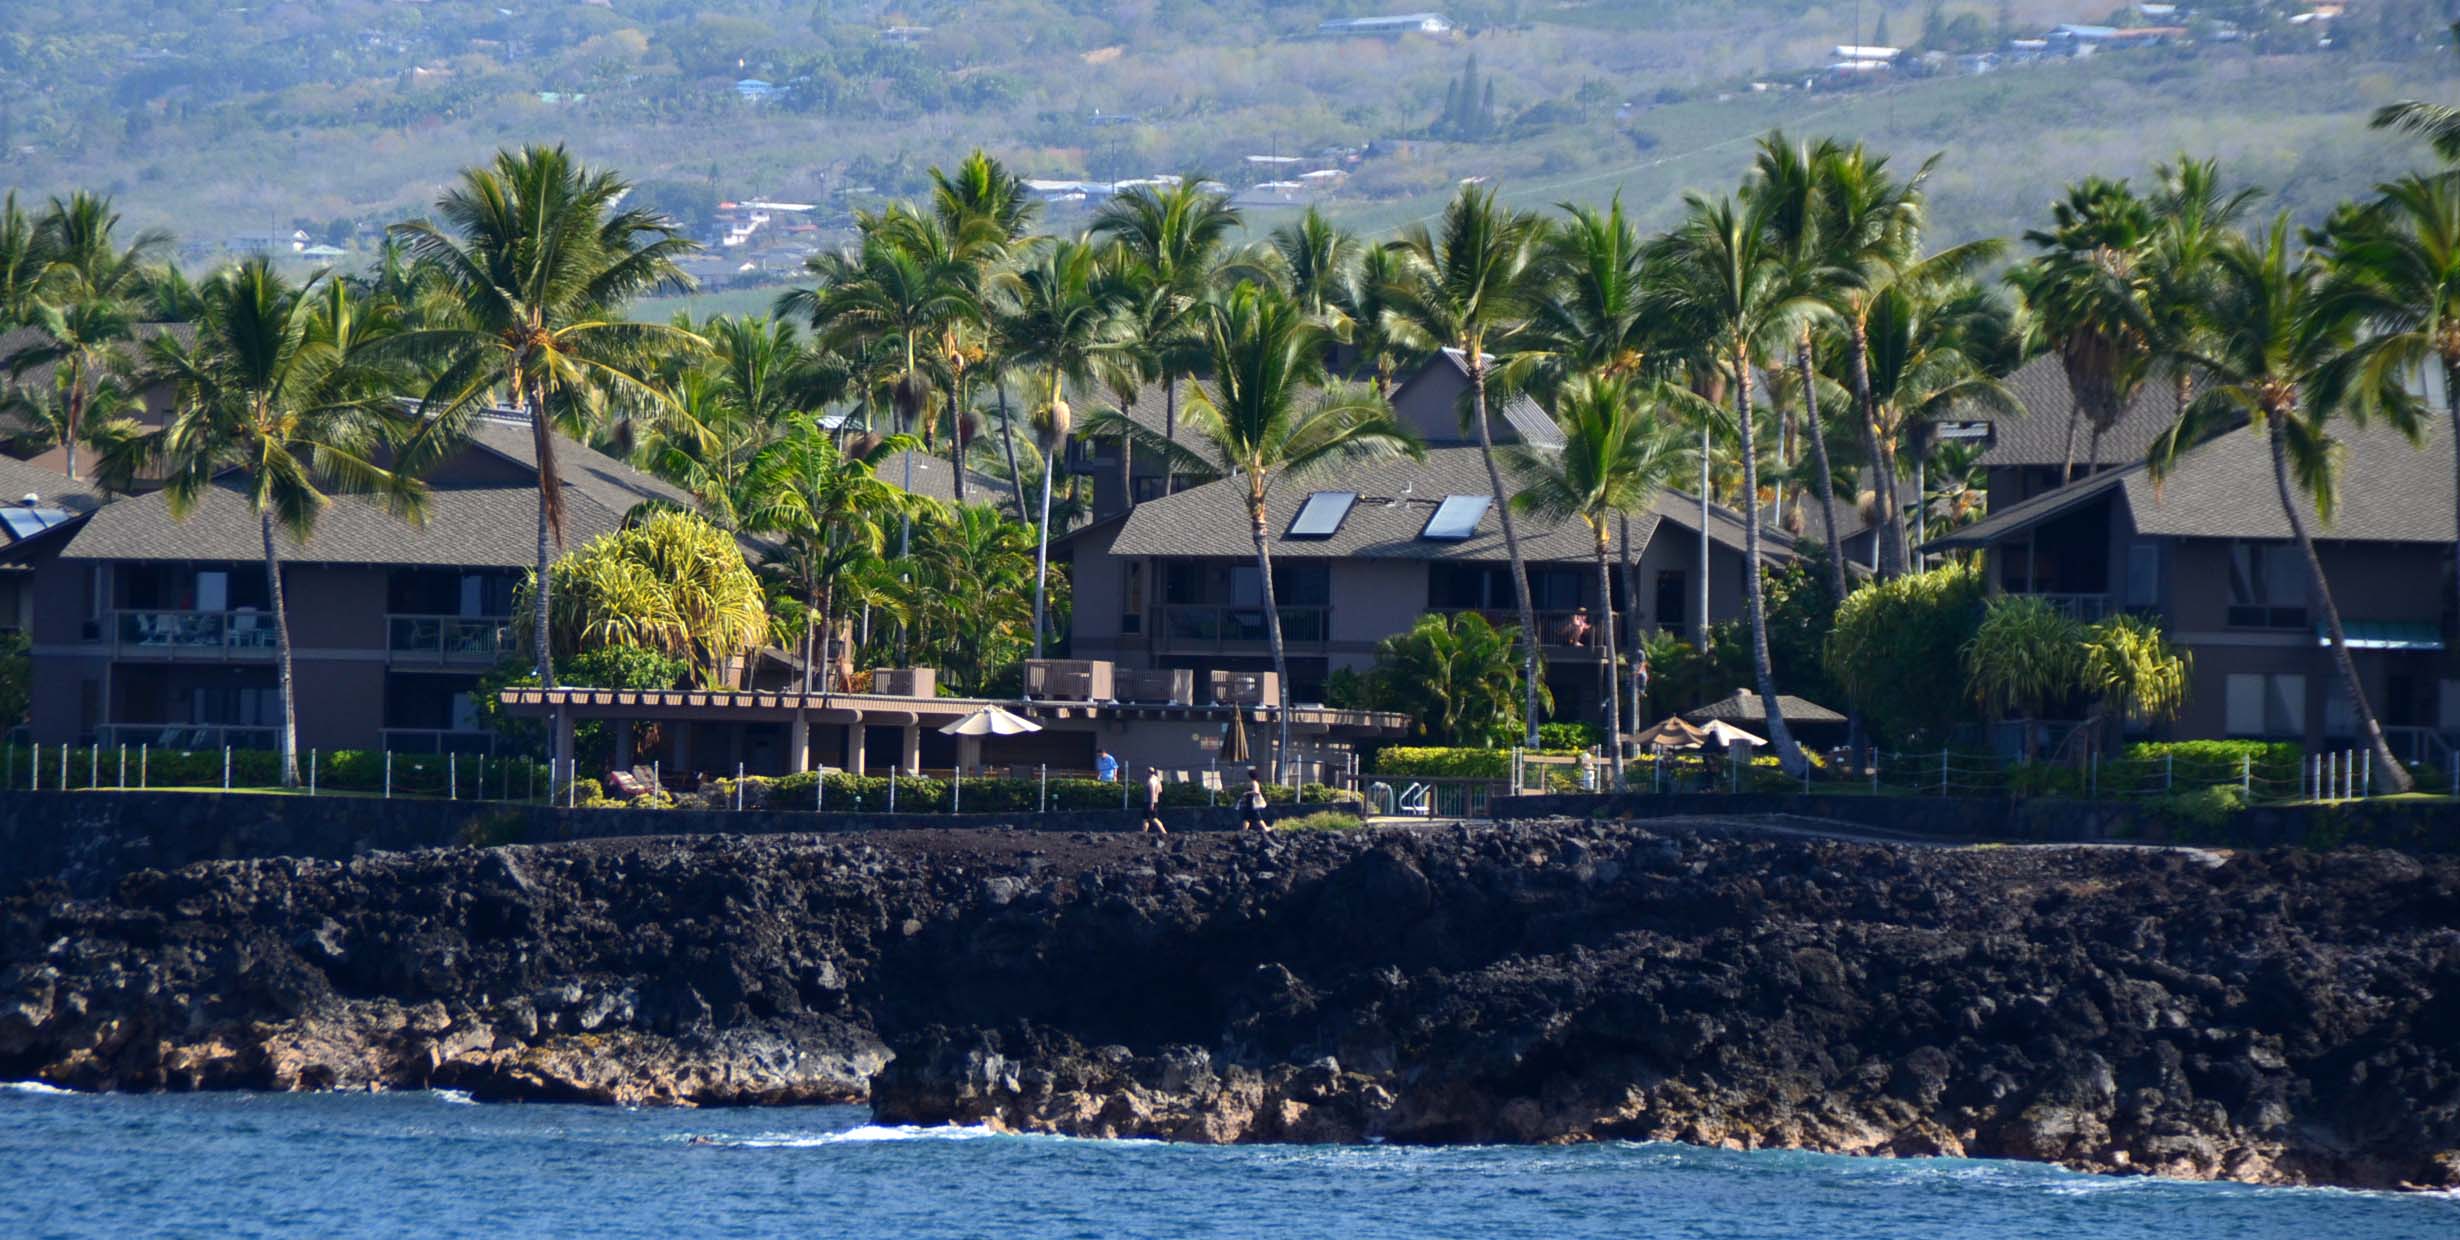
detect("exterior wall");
top-left (1326, 560), bottom-right (1430, 673)
top-left (1389, 365), bottom-right (1472, 445)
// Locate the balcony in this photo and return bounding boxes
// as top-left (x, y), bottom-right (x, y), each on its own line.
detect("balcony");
top-left (97, 723), bottom-right (279, 752)
top-left (389, 614), bottom-right (515, 663)
top-left (1432, 607), bottom-right (1625, 651)
top-left (112, 609), bottom-right (279, 657)
top-left (2007, 592), bottom-right (2115, 622)
top-left (1155, 604), bottom-right (1330, 650)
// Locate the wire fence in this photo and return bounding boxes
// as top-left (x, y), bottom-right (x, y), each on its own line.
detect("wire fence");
top-left (3, 742), bottom-right (555, 803)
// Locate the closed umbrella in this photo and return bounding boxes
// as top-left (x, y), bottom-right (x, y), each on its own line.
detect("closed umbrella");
top-left (1224, 708), bottom-right (1251, 763)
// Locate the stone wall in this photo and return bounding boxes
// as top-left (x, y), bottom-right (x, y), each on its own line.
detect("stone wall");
top-left (0, 791), bottom-right (1340, 895)
top-left (1491, 791), bottom-right (2457, 852)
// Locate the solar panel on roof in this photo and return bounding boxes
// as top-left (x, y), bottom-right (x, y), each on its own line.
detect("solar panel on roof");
top-left (1285, 491), bottom-right (1358, 539)
top-left (1419, 494), bottom-right (1490, 541)
top-left (0, 507), bottom-right (71, 542)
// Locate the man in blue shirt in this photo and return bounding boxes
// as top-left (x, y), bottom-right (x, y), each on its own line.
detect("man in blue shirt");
top-left (1095, 749), bottom-right (1119, 782)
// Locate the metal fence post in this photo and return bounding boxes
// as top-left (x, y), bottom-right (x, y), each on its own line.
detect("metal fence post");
top-left (449, 753), bottom-right (458, 801)
top-left (60, 743), bottom-right (69, 791)
top-left (953, 762), bottom-right (962, 814)
top-left (817, 769), bottom-right (825, 813)
top-left (567, 758), bottom-right (577, 808)
top-left (736, 762), bottom-right (746, 811)
top-left (2241, 754), bottom-right (2250, 797)
top-left (2164, 752), bottom-right (2173, 793)
top-left (30, 741), bottom-right (38, 791)
top-left (1039, 763), bottom-right (1048, 813)
top-left (887, 769), bottom-right (896, 813)
top-left (89, 744), bottom-right (98, 790)
top-left (140, 744), bottom-right (147, 789)
top-left (2362, 751), bottom-right (2372, 800)
top-left (1122, 770), bottom-right (1131, 810)
top-left (385, 750), bottom-right (393, 799)
top-left (310, 750), bottom-right (317, 797)
top-left (221, 745), bottom-right (230, 791)
top-left (118, 745), bottom-right (126, 789)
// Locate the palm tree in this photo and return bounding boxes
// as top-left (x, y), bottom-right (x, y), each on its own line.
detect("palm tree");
top-left (997, 238), bottom-right (1123, 659)
top-left (1746, 135), bottom-right (1854, 601)
top-left (1138, 284), bottom-right (1421, 783)
top-left (2146, 156), bottom-right (2262, 421)
top-left (30, 191), bottom-right (169, 302)
top-left (930, 151), bottom-right (1042, 517)
top-left (1331, 244), bottom-right (1428, 399)
top-left (2370, 24), bottom-right (2460, 160)
top-left (2151, 219), bottom-right (2419, 794)
top-left (1508, 373), bottom-right (1694, 784)
top-left (387, 144), bottom-right (701, 687)
top-left (907, 502), bottom-right (1042, 693)
top-left (1861, 281), bottom-right (2025, 565)
top-left (1, 298), bottom-right (135, 480)
top-left (2015, 176), bottom-right (2158, 485)
top-left (0, 193), bottom-right (43, 325)
top-left (141, 260), bottom-right (418, 786)
top-left (1372, 611), bottom-right (1535, 746)
top-left (635, 314), bottom-right (838, 526)
top-left (1385, 186), bottom-right (1549, 749)
top-left (1270, 207), bottom-right (1360, 318)
top-left (741, 416), bottom-right (918, 698)
top-left (2328, 172), bottom-right (2460, 644)
top-left (1655, 192), bottom-right (1821, 777)
top-left (1093, 177), bottom-right (1241, 443)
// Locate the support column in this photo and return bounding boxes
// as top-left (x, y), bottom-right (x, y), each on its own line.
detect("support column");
top-left (789, 711), bottom-right (811, 773)
top-left (611, 720), bottom-right (633, 772)
top-left (901, 724), bottom-right (921, 776)
top-left (846, 724), bottom-right (867, 776)
top-left (551, 707), bottom-right (575, 787)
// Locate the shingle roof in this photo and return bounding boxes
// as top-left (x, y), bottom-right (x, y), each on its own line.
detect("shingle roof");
top-left (2121, 416), bottom-right (2454, 544)
top-left (1933, 414), bottom-right (2454, 548)
top-left (1420, 350), bottom-right (1564, 448)
top-left (60, 416), bottom-right (694, 567)
top-left (1977, 354), bottom-right (2178, 469)
top-left (873, 449), bottom-right (1004, 506)
top-left (0, 453), bottom-right (101, 515)
top-left (1103, 445), bottom-right (1790, 565)
top-left (1683, 690), bottom-right (1847, 725)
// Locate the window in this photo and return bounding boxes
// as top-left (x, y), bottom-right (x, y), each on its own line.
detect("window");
top-left (2224, 673), bottom-right (2305, 737)
top-left (1285, 491), bottom-right (1358, 539)
top-left (1419, 495), bottom-right (1490, 541)
top-left (1530, 567), bottom-right (1584, 611)
top-left (2227, 542), bottom-right (2308, 628)
top-left (2125, 544), bottom-right (2161, 609)
top-left (1654, 571), bottom-right (1687, 632)
top-left (1228, 563), bottom-right (1330, 607)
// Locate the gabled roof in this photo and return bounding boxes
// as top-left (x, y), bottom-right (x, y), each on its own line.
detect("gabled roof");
top-left (0, 322), bottom-right (196, 394)
top-left (60, 416), bottom-right (695, 568)
top-left (0, 453), bottom-right (101, 516)
top-left (1977, 354), bottom-right (2177, 469)
top-left (1932, 415), bottom-right (2454, 548)
top-left (874, 449), bottom-right (1004, 506)
top-left (1108, 446), bottom-right (1632, 563)
top-left (1684, 690), bottom-right (1846, 725)
top-left (1414, 350), bottom-right (1565, 448)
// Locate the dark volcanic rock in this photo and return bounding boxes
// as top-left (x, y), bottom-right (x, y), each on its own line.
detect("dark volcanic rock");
top-left (5, 823), bottom-right (2460, 1189)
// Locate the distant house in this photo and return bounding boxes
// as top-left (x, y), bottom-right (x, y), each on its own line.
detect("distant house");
top-left (1952, 355), bottom-right (2183, 508)
top-left (735, 78), bottom-right (780, 101)
top-left (1316, 12), bottom-right (1455, 37)
top-left (25, 415), bottom-right (694, 754)
top-left (1932, 418), bottom-right (2458, 760)
top-left (226, 229), bottom-right (310, 255)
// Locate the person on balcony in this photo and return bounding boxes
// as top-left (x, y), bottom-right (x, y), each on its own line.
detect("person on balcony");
top-left (1558, 607), bottom-right (1592, 647)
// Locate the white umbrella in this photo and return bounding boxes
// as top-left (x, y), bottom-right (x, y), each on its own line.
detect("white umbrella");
top-left (1700, 719), bottom-right (1766, 748)
top-left (938, 704), bottom-right (1043, 736)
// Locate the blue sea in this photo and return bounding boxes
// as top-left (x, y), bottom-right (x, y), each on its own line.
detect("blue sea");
top-left (4, 1083), bottom-right (2454, 1239)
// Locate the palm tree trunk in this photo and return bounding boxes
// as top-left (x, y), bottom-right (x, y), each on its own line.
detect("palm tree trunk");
top-left (947, 378), bottom-right (968, 505)
top-left (260, 512), bottom-right (299, 788)
top-left (1696, 420), bottom-right (1712, 645)
top-left (1594, 525), bottom-right (1622, 787)
top-left (1250, 486), bottom-right (1294, 789)
top-left (2060, 402), bottom-right (2083, 486)
top-left (1850, 318), bottom-right (1905, 578)
top-left (2446, 358), bottom-right (2460, 647)
top-left (524, 371), bottom-right (559, 690)
top-left (2268, 423), bottom-right (2413, 793)
top-left (1735, 348), bottom-right (1806, 777)
top-left (996, 379), bottom-right (1029, 518)
top-left (63, 370), bottom-right (82, 482)
top-left (1797, 336), bottom-right (1849, 602)
top-left (1619, 511), bottom-right (1645, 733)
top-left (1468, 352), bottom-right (1543, 749)
top-left (1031, 377), bottom-right (1058, 662)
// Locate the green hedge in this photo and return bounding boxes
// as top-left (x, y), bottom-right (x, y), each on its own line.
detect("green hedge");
top-left (2118, 740), bottom-right (2302, 793)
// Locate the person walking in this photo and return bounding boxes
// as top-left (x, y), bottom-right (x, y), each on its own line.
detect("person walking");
top-left (1141, 767), bottom-right (1168, 836)
top-left (1095, 748), bottom-right (1119, 782)
top-left (1239, 768), bottom-right (1269, 832)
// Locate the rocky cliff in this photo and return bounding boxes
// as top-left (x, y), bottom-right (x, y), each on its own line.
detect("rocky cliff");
top-left (4, 822), bottom-right (2457, 1189)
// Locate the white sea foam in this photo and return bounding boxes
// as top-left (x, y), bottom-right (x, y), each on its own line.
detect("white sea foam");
top-left (729, 1123), bottom-right (1002, 1147)
top-left (1, 1080), bottom-right (79, 1095)
top-left (429, 1089), bottom-right (478, 1106)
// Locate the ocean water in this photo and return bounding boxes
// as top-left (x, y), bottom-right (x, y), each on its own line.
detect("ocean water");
top-left (4, 1084), bottom-right (2454, 1239)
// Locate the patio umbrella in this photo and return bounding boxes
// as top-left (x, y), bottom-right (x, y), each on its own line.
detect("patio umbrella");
top-left (938, 704), bottom-right (1043, 736)
top-left (1699, 719), bottom-right (1766, 748)
top-left (1629, 715), bottom-right (1712, 750)
top-left (1223, 708), bottom-right (1251, 763)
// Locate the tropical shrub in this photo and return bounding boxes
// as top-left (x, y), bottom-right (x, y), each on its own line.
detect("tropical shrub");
top-left (1369, 747), bottom-right (1512, 778)
top-left (1537, 721), bottom-right (1603, 750)
top-left (526, 508), bottom-right (771, 687)
top-left (1347, 612), bottom-right (1544, 746)
top-left (1278, 811), bottom-right (1365, 832)
top-left (1826, 564), bottom-right (1989, 746)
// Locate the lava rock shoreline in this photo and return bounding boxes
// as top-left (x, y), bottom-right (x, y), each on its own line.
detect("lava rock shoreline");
top-left (4, 822), bottom-right (2457, 1189)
